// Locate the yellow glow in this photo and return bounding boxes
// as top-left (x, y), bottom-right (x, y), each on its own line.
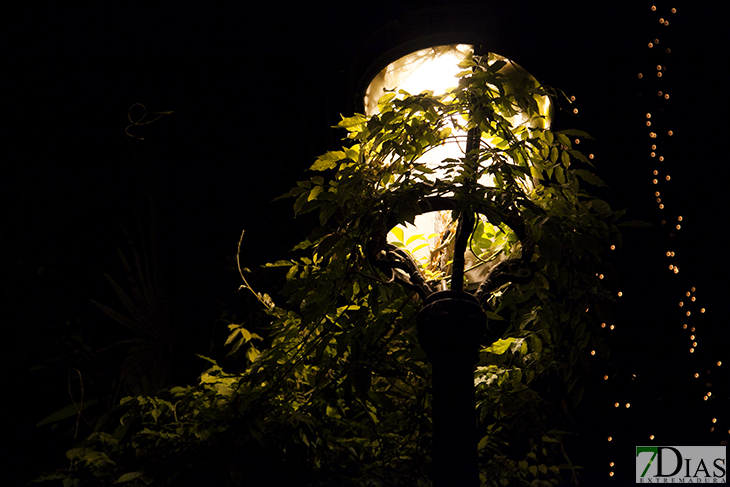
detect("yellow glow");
top-left (591, 350), bottom-right (596, 356)
top-left (694, 373), bottom-right (699, 378)
top-left (610, 325), bottom-right (615, 330)
top-left (610, 462), bottom-right (615, 467)
top-left (701, 308), bottom-right (705, 313)
top-left (708, 392), bottom-right (712, 397)
top-left (607, 436), bottom-right (613, 441)
top-left (649, 435), bottom-right (655, 440)
top-left (626, 403), bottom-right (631, 408)
top-left (609, 472), bottom-right (614, 477)
top-left (718, 361), bottom-right (722, 366)
top-left (604, 375), bottom-right (609, 380)
top-left (713, 418), bottom-right (717, 423)
top-left (614, 402), bottom-right (619, 407)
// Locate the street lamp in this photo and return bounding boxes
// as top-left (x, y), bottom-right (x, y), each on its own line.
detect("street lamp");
top-left (362, 44), bottom-right (551, 486)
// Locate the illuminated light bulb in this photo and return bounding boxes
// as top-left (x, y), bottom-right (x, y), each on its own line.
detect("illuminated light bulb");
top-left (666, 48), bottom-right (672, 54)
top-left (646, 113), bottom-right (652, 118)
top-left (690, 348), bottom-right (695, 353)
top-left (658, 156), bottom-right (664, 161)
top-left (693, 342), bottom-right (698, 347)
top-left (649, 435), bottom-right (655, 440)
top-left (657, 91), bottom-right (663, 96)
top-left (610, 325), bottom-right (615, 330)
top-left (614, 402), bottom-right (619, 407)
top-left (610, 245), bottom-right (616, 250)
top-left (657, 65), bottom-right (662, 70)
top-left (573, 108), bottom-right (578, 114)
top-left (654, 38), bottom-right (660, 44)
top-left (599, 274), bottom-right (604, 279)
top-left (575, 139), bottom-right (580, 144)
top-left (691, 287), bottom-right (696, 292)
top-left (610, 462), bottom-right (615, 467)
top-left (652, 144), bottom-right (657, 150)
top-left (691, 327), bottom-right (695, 332)
top-left (690, 335), bottom-right (695, 340)
top-left (651, 5), bottom-right (656, 11)
top-left (704, 396), bottom-right (708, 401)
top-left (653, 169), bottom-right (659, 175)
top-left (691, 297), bottom-right (696, 302)
top-left (589, 154), bottom-right (594, 159)
top-left (683, 324), bottom-right (687, 329)
top-left (701, 308), bottom-right (705, 313)
top-left (570, 95), bottom-right (576, 101)
top-left (659, 18), bottom-right (664, 23)
top-left (678, 216), bottom-right (683, 222)
top-left (608, 436), bottom-right (613, 441)
top-left (601, 323), bottom-right (607, 328)
top-left (711, 427), bottom-right (715, 432)
top-left (666, 252), bottom-right (672, 257)
top-left (669, 265), bottom-right (674, 270)
top-left (686, 291), bottom-right (691, 296)
top-left (617, 291), bottom-right (623, 297)
top-left (664, 20), bottom-right (669, 26)
top-left (679, 302), bottom-right (684, 307)
top-left (668, 130), bottom-right (674, 136)
top-left (708, 392), bottom-right (712, 397)
top-left (666, 175), bottom-right (671, 181)
top-left (626, 403), bottom-right (631, 408)
top-left (664, 94), bottom-right (670, 99)
top-left (610, 472), bottom-right (615, 477)
top-left (657, 72), bottom-right (663, 77)
top-left (657, 199), bottom-right (662, 204)
top-left (655, 191), bottom-right (661, 197)
top-left (676, 224), bottom-right (681, 230)
top-left (653, 179), bottom-right (659, 185)
top-left (648, 42), bottom-right (654, 48)
top-left (651, 152), bottom-right (656, 157)
top-left (591, 350), bottom-right (596, 356)
top-left (718, 361), bottom-right (722, 366)
top-left (673, 268), bottom-right (679, 274)
top-left (713, 418), bottom-right (717, 423)
top-left (638, 73), bottom-right (644, 79)
top-left (650, 132), bottom-right (657, 138)
top-left (686, 311), bottom-right (691, 316)
top-left (604, 375), bottom-right (609, 380)
top-left (694, 373), bottom-right (699, 378)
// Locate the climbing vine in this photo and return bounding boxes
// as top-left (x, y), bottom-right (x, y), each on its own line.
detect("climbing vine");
top-left (38, 51), bottom-right (620, 487)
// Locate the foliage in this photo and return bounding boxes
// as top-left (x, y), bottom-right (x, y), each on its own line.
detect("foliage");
top-left (39, 51), bottom-right (620, 486)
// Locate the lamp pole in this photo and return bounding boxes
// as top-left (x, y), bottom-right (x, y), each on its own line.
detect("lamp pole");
top-left (417, 290), bottom-right (486, 487)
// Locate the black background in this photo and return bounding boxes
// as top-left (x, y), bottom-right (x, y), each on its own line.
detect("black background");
top-left (4, 1), bottom-right (729, 485)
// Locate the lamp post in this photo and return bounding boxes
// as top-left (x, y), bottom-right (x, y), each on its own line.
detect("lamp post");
top-left (362, 44), bottom-right (550, 486)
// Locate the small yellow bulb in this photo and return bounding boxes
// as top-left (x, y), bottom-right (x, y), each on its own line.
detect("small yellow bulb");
top-left (591, 350), bottom-right (596, 356)
top-left (614, 402), bottom-right (619, 407)
top-left (668, 130), bottom-right (674, 136)
top-left (608, 436), bottom-right (613, 441)
top-left (649, 435), bottom-right (655, 440)
top-left (610, 325), bottom-right (615, 330)
top-left (712, 418), bottom-right (717, 423)
top-left (718, 361), bottom-right (722, 366)
top-left (604, 375), bottom-right (609, 380)
top-left (694, 373), bottom-right (699, 378)
top-left (626, 403), bottom-right (631, 408)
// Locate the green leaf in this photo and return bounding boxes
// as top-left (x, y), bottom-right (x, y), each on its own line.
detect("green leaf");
top-left (486, 337), bottom-right (515, 355)
top-left (575, 169), bottom-right (607, 187)
top-left (310, 151), bottom-right (345, 171)
top-left (117, 472), bottom-right (144, 483)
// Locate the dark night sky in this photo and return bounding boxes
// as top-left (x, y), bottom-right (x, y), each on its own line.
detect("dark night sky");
top-left (4, 1), bottom-right (729, 485)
